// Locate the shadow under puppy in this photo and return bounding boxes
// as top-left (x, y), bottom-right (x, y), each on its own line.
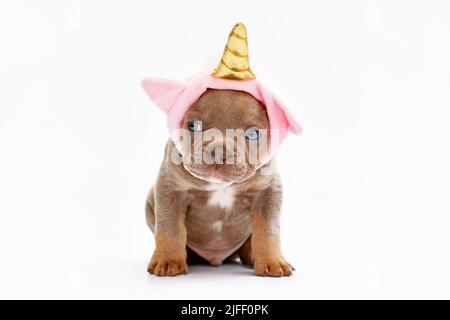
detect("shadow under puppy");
top-left (141, 23), bottom-right (302, 277)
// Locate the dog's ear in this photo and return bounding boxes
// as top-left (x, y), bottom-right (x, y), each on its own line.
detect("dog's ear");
top-left (141, 78), bottom-right (186, 113)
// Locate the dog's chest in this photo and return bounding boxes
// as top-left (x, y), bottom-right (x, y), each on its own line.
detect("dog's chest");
top-left (187, 184), bottom-right (253, 212)
top-left (186, 184), bottom-right (255, 235)
top-left (185, 184), bottom-right (254, 265)
top-left (206, 184), bottom-right (236, 210)
top-left (187, 186), bottom-right (248, 239)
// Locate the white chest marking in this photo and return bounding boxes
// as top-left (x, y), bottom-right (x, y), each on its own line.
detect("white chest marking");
top-left (208, 184), bottom-right (235, 210)
top-left (211, 220), bottom-right (223, 233)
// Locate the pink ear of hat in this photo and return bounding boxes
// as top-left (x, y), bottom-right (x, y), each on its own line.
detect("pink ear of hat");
top-left (141, 74), bottom-right (303, 139)
top-left (255, 80), bottom-right (303, 136)
top-left (273, 96), bottom-right (302, 135)
top-left (141, 78), bottom-right (186, 113)
top-left (141, 74), bottom-right (302, 165)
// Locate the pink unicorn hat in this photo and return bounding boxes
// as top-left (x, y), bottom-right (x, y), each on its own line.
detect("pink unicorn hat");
top-left (141, 22), bottom-right (302, 160)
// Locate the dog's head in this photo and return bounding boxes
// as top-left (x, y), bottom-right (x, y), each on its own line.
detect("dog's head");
top-left (142, 23), bottom-right (302, 184)
top-left (178, 89), bottom-right (270, 183)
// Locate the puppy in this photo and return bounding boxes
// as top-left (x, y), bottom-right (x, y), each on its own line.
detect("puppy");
top-left (145, 89), bottom-right (294, 277)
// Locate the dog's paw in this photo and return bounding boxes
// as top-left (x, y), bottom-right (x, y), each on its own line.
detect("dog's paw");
top-left (147, 257), bottom-right (188, 276)
top-left (253, 258), bottom-right (295, 277)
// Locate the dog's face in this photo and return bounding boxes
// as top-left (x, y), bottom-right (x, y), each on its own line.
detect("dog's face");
top-left (180, 89), bottom-right (270, 183)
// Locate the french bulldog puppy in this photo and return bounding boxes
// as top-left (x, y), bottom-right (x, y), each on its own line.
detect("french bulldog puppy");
top-left (146, 89), bottom-right (294, 277)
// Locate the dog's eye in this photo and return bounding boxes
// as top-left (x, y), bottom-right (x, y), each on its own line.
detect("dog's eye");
top-left (187, 120), bottom-right (202, 132)
top-left (245, 128), bottom-right (261, 140)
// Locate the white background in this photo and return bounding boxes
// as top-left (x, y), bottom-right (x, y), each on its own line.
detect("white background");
top-left (0, 0), bottom-right (449, 299)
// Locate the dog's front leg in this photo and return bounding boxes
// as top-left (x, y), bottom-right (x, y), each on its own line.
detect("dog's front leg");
top-left (147, 187), bottom-right (188, 276)
top-left (251, 186), bottom-right (294, 277)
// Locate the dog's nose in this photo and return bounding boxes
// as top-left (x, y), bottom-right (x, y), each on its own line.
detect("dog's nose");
top-left (208, 147), bottom-right (233, 164)
top-left (210, 148), bottom-right (227, 163)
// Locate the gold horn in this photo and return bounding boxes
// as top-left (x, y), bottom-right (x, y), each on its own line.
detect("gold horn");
top-left (212, 22), bottom-right (256, 80)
